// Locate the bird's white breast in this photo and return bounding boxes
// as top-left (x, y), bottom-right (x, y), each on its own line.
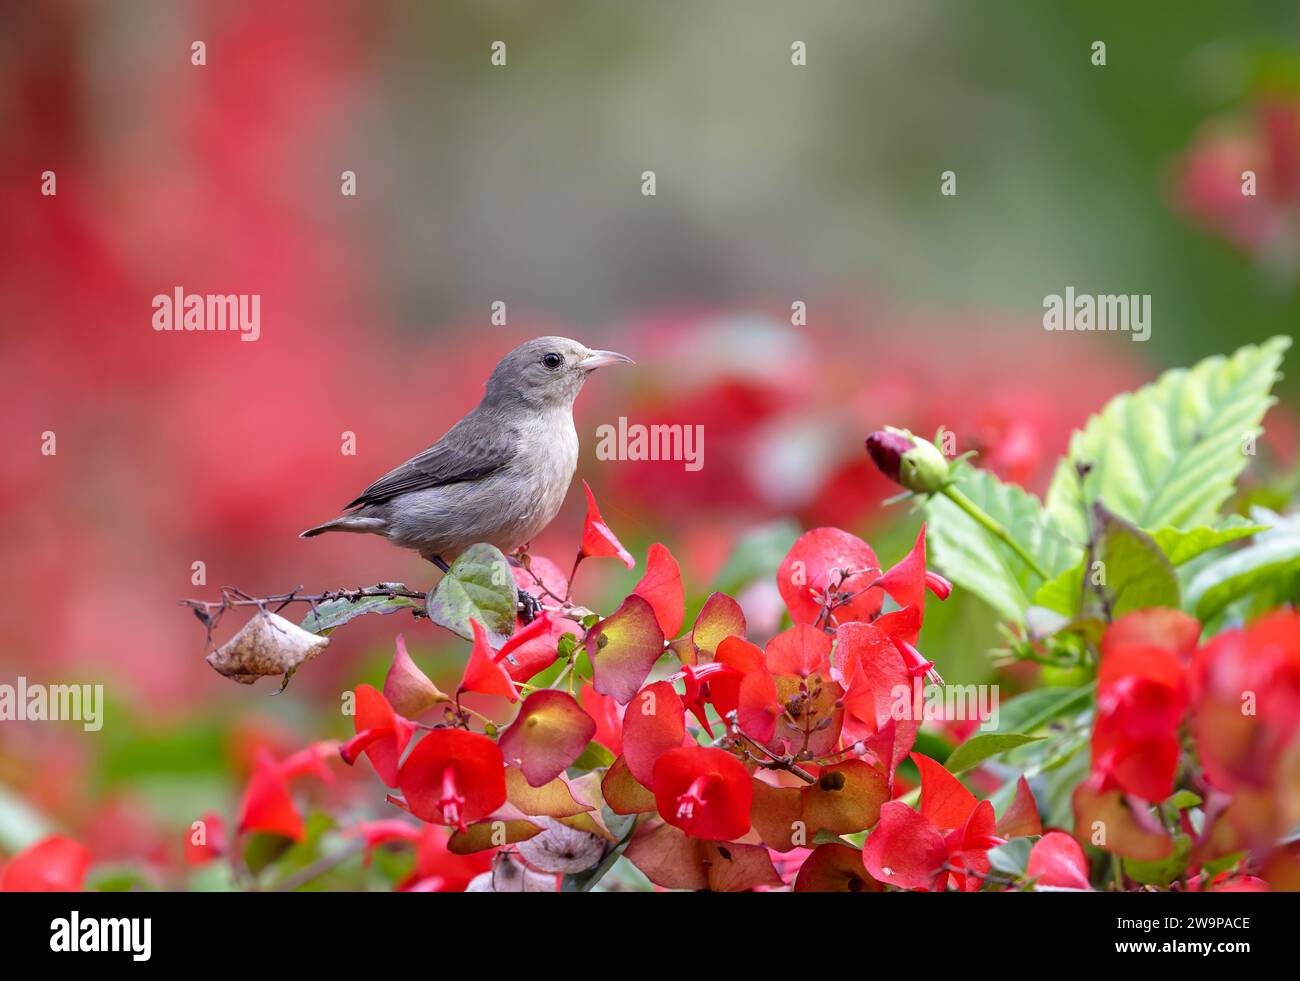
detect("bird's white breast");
top-left (512, 407), bottom-right (579, 539)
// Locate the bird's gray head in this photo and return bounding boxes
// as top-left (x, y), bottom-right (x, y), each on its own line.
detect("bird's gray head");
top-left (483, 336), bottom-right (634, 410)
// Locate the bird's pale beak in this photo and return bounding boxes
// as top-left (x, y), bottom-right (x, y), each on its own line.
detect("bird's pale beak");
top-left (578, 350), bottom-right (635, 371)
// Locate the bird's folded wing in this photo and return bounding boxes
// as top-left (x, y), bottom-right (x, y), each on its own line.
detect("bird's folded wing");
top-left (343, 413), bottom-right (518, 509)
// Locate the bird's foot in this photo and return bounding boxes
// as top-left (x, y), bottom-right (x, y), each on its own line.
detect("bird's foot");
top-left (516, 587), bottom-right (543, 624)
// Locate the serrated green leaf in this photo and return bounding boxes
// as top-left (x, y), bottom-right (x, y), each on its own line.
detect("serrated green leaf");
top-left (925, 465), bottom-right (1079, 621)
top-left (1033, 564), bottom-right (1084, 616)
top-left (1045, 337), bottom-right (1290, 544)
top-left (1150, 522), bottom-right (1266, 566)
top-left (299, 587), bottom-right (422, 635)
top-left (1093, 504), bottom-right (1180, 617)
top-left (426, 543), bottom-right (516, 644)
top-left (1186, 509), bottom-right (1300, 621)
top-left (944, 732), bottom-right (1044, 774)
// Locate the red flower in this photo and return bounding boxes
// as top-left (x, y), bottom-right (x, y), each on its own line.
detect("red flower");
top-left (184, 812), bottom-right (227, 866)
top-left (0, 835), bottom-right (92, 892)
top-left (1027, 831), bottom-right (1092, 890)
top-left (652, 746), bottom-right (752, 841)
top-left (1191, 608), bottom-right (1300, 796)
top-left (777, 527), bottom-right (882, 626)
top-left (458, 618), bottom-right (520, 703)
top-left (579, 479), bottom-right (634, 568)
top-left (1090, 609), bottom-right (1199, 802)
top-left (237, 743), bottom-right (336, 842)
top-left (633, 543), bottom-right (685, 637)
top-left (339, 684), bottom-right (415, 788)
top-left (863, 754), bottom-right (1036, 891)
top-left (347, 819), bottom-right (491, 892)
top-left (621, 681), bottom-right (688, 787)
top-left (396, 729), bottom-right (507, 832)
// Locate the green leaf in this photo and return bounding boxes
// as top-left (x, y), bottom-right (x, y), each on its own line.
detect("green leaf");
top-left (1092, 504), bottom-right (1180, 617)
top-left (925, 465), bottom-right (1078, 621)
top-left (299, 586), bottom-right (422, 635)
top-left (1166, 790), bottom-right (1203, 812)
top-left (1186, 509), bottom-right (1300, 621)
top-left (1045, 336), bottom-right (1290, 544)
top-left (993, 685), bottom-right (1095, 736)
top-left (1033, 564), bottom-right (1083, 617)
top-left (987, 836), bottom-right (1033, 878)
top-left (1124, 833), bottom-right (1191, 886)
top-left (569, 740), bottom-right (616, 772)
top-left (944, 732), bottom-right (1044, 774)
top-left (426, 543), bottom-right (517, 644)
top-left (1150, 521), bottom-right (1266, 566)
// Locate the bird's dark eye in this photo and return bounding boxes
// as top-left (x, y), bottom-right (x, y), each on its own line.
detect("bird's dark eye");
top-left (542, 352), bottom-right (564, 370)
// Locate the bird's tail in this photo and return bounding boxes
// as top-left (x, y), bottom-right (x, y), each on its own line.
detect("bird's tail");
top-left (299, 515), bottom-right (387, 539)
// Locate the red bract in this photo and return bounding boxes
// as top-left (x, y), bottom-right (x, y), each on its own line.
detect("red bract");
top-left (633, 543), bottom-right (685, 637)
top-left (836, 620), bottom-right (912, 737)
top-left (397, 729), bottom-right (507, 832)
top-left (869, 525), bottom-right (951, 644)
top-left (621, 681), bottom-right (687, 787)
top-left (579, 479), bottom-right (634, 568)
top-left (1191, 609), bottom-right (1300, 796)
top-left (383, 635), bottom-right (448, 718)
top-left (347, 819), bottom-right (492, 892)
top-left (238, 744), bottom-right (335, 842)
top-left (499, 611), bottom-right (577, 683)
top-left (459, 619), bottom-right (519, 703)
top-left (652, 746), bottom-right (752, 841)
top-left (497, 690), bottom-right (597, 787)
top-left (1091, 609), bottom-right (1199, 802)
top-left (1027, 831), bottom-right (1092, 890)
top-left (863, 801), bottom-right (949, 891)
top-left (863, 754), bottom-right (1036, 891)
top-left (586, 594), bottom-right (666, 705)
top-left (777, 527), bottom-right (882, 626)
top-left (0, 835), bottom-right (92, 892)
top-left (680, 635), bottom-right (775, 740)
top-left (339, 684), bottom-right (415, 788)
top-left (765, 623), bottom-right (833, 678)
top-left (676, 591), bottom-right (747, 664)
top-left (184, 812), bottom-right (227, 866)
top-left (580, 683), bottom-right (623, 756)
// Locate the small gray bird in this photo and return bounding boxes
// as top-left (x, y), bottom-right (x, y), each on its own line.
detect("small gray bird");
top-left (300, 337), bottom-right (633, 576)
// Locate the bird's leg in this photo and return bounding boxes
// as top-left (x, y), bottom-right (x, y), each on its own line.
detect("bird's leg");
top-left (516, 587), bottom-right (543, 624)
